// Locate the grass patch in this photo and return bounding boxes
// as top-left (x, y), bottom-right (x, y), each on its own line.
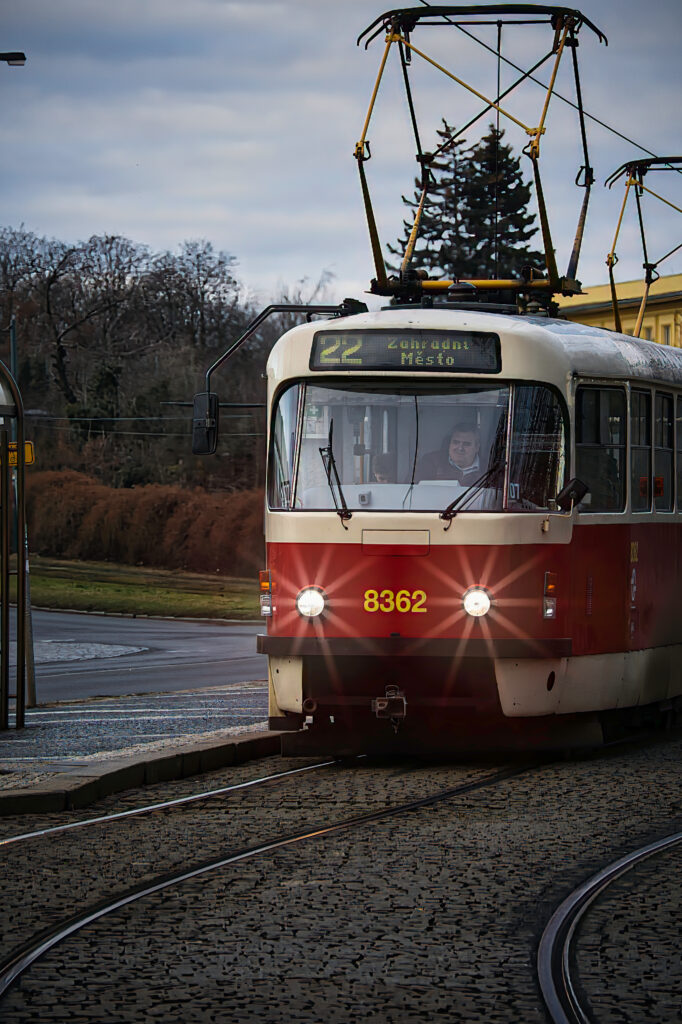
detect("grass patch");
top-left (12, 556), bottom-right (260, 619)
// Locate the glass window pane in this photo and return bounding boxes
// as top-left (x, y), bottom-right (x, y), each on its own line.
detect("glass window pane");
top-left (576, 388), bottom-right (599, 444)
top-left (576, 446), bottom-right (625, 511)
top-left (654, 451), bottom-right (673, 511)
top-left (654, 393), bottom-right (673, 511)
top-left (268, 384), bottom-right (301, 509)
top-left (631, 391), bottom-right (651, 512)
top-left (655, 393), bottom-right (673, 448)
top-left (632, 449), bottom-right (651, 510)
top-left (294, 383), bottom-right (511, 512)
top-left (631, 391), bottom-right (649, 446)
top-left (509, 386), bottom-right (565, 509)
top-left (575, 386), bottom-right (626, 512)
top-left (270, 381), bottom-right (567, 515)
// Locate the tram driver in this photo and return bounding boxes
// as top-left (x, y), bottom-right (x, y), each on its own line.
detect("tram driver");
top-left (416, 422), bottom-right (482, 484)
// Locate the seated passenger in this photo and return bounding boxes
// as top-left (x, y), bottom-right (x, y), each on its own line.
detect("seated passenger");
top-left (416, 423), bottom-right (482, 485)
top-left (372, 453), bottom-right (394, 483)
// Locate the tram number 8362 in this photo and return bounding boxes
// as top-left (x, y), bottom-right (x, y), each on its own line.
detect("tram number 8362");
top-left (363, 589), bottom-right (428, 613)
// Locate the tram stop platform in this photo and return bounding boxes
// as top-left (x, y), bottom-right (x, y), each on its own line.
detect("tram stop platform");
top-left (0, 682), bottom-right (278, 816)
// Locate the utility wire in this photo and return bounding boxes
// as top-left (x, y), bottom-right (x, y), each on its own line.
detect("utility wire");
top-left (27, 415), bottom-right (189, 422)
top-left (28, 414), bottom-right (254, 422)
top-left (32, 424), bottom-right (264, 438)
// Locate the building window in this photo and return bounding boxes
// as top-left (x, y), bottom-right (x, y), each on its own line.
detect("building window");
top-left (630, 390), bottom-right (651, 512)
top-left (662, 324), bottom-right (671, 345)
top-left (654, 393), bottom-right (673, 511)
top-left (575, 386), bottom-right (626, 512)
top-left (643, 327), bottom-right (653, 341)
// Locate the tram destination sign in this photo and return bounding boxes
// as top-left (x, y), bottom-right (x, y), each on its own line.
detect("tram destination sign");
top-left (310, 329), bottom-right (500, 373)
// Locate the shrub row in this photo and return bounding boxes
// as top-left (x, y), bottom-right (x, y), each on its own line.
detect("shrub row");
top-left (26, 471), bottom-right (265, 577)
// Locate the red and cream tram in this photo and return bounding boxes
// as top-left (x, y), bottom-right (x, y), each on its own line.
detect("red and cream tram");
top-left (256, 307), bottom-right (682, 753)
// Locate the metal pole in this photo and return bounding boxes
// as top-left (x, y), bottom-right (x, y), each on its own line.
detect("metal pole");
top-left (9, 317), bottom-right (16, 443)
top-left (9, 318), bottom-right (17, 553)
top-left (14, 389), bottom-right (26, 728)
top-left (0, 428), bottom-right (9, 730)
top-left (0, 358), bottom-right (26, 728)
top-left (24, 529), bottom-right (36, 708)
top-left (8, 316), bottom-right (36, 706)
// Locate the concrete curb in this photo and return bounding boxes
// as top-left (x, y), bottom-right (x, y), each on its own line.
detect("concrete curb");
top-left (27, 605), bottom-right (262, 625)
top-left (0, 731), bottom-right (284, 816)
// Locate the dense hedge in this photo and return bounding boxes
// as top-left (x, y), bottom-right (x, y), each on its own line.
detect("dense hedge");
top-left (26, 471), bottom-right (265, 577)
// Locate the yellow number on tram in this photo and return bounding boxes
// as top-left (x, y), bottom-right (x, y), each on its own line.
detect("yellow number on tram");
top-left (363, 589), bottom-right (427, 613)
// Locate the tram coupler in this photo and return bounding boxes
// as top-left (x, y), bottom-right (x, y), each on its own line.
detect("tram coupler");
top-left (372, 685), bottom-right (407, 732)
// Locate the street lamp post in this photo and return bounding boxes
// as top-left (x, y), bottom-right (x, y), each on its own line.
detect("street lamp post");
top-left (0, 53), bottom-right (26, 67)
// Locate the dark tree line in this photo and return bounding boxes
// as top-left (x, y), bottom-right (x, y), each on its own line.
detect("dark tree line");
top-left (0, 227), bottom-right (311, 490)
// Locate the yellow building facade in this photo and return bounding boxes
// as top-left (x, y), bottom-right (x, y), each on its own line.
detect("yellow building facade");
top-left (556, 272), bottom-right (682, 347)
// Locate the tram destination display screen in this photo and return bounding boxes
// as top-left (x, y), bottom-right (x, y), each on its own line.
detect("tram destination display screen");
top-left (310, 329), bottom-right (500, 373)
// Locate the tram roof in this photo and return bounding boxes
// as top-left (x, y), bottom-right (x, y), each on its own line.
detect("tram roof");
top-left (267, 308), bottom-right (682, 387)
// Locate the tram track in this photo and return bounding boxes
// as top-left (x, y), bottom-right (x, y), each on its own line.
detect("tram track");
top-left (0, 761), bottom-right (539, 1002)
top-left (3, 735), bottom-right (681, 1023)
top-left (0, 759), bottom-right (338, 849)
top-left (538, 828), bottom-right (682, 1024)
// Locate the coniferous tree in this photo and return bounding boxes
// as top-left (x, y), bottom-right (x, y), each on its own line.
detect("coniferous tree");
top-left (463, 125), bottom-right (543, 279)
top-left (388, 122), bottom-right (544, 281)
top-left (387, 121), bottom-right (470, 278)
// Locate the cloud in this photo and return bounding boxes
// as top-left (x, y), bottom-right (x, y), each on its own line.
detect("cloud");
top-left (0, 0), bottom-right (680, 303)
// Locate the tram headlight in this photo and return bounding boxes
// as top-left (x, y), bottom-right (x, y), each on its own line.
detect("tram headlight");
top-left (462, 586), bottom-right (491, 618)
top-left (296, 586), bottom-right (327, 618)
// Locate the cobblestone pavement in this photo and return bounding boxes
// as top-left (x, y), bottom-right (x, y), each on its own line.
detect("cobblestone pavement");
top-left (0, 683), bottom-right (268, 791)
top-left (574, 843), bottom-right (682, 1022)
top-left (0, 735), bottom-right (681, 1023)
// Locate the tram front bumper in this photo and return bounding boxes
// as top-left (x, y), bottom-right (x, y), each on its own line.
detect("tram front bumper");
top-left (259, 634), bottom-right (573, 720)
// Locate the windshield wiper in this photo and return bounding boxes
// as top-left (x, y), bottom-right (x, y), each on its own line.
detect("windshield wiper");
top-left (319, 419), bottom-right (352, 529)
top-left (439, 461), bottom-right (505, 527)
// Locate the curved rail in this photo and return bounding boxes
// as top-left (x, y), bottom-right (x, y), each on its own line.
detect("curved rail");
top-left (0, 763), bottom-right (535, 999)
top-left (0, 760), bottom-right (338, 849)
top-left (537, 828), bottom-right (682, 1023)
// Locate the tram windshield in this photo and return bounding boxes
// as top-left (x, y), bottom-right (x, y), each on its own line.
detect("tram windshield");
top-left (268, 382), bottom-right (566, 513)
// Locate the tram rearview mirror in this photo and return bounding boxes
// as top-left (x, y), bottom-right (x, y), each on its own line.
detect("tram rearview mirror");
top-left (555, 478), bottom-right (589, 511)
top-left (192, 392), bottom-right (219, 455)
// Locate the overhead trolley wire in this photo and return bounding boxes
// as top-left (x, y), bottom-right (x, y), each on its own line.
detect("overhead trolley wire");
top-left (414, 0), bottom-right (681, 175)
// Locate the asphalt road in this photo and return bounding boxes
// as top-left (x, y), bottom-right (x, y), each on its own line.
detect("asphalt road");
top-left (10, 609), bottom-right (267, 703)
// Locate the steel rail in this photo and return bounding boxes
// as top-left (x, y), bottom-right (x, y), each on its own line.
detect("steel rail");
top-left (537, 828), bottom-right (682, 1024)
top-left (0, 760), bottom-right (338, 849)
top-left (0, 762), bottom-right (538, 998)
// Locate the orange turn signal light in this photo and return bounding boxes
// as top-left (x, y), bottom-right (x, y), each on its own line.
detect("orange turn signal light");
top-left (544, 571), bottom-right (557, 597)
top-left (259, 570), bottom-right (272, 593)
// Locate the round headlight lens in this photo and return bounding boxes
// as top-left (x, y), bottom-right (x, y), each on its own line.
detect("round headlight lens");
top-left (296, 587), bottom-right (326, 618)
top-left (462, 587), bottom-right (491, 617)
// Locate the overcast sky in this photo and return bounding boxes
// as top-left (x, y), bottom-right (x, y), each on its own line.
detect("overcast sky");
top-left (1, 0), bottom-right (680, 307)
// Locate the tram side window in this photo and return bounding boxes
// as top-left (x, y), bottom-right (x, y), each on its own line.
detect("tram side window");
top-left (575, 386), bottom-right (626, 512)
top-left (268, 384), bottom-right (301, 510)
top-left (508, 385), bottom-right (566, 509)
top-left (678, 396), bottom-right (682, 511)
top-left (630, 389), bottom-right (651, 512)
top-left (654, 393), bottom-right (674, 512)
